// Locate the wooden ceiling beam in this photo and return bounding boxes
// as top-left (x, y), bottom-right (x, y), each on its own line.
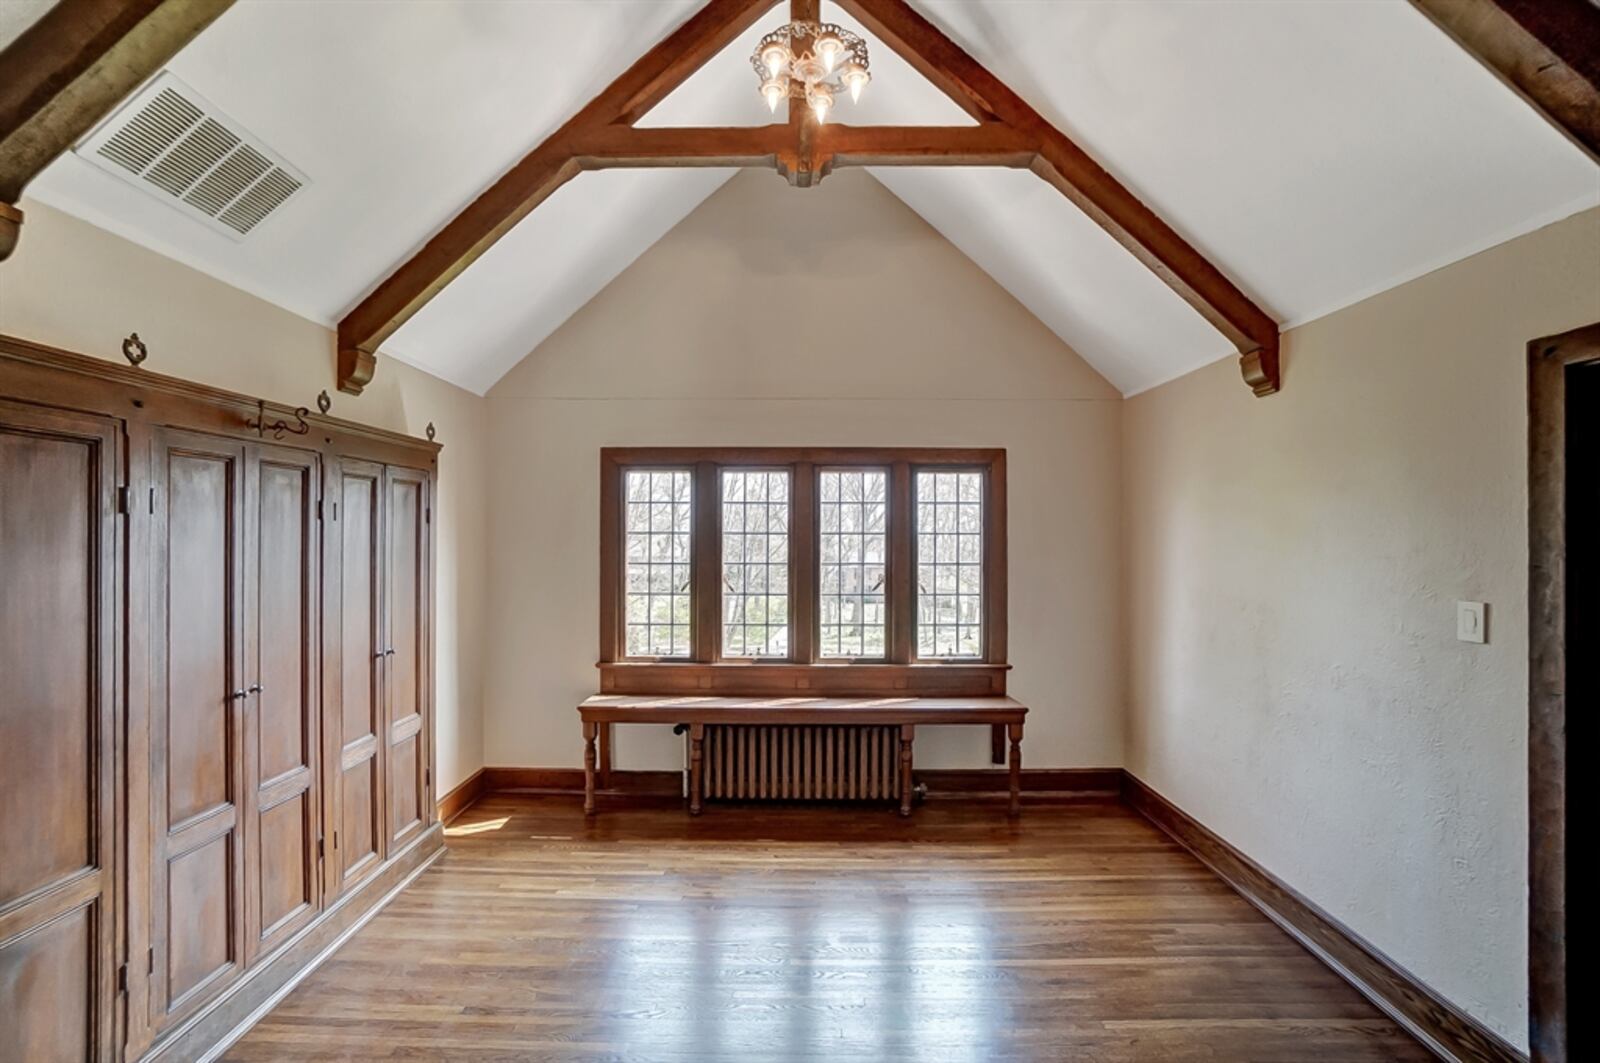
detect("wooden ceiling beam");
top-left (1410, 0), bottom-right (1600, 164)
top-left (574, 125), bottom-right (788, 169)
top-left (335, 0), bottom-right (778, 393)
top-left (834, 0), bottom-right (1283, 395)
top-left (822, 123), bottom-right (1036, 168)
top-left (572, 122), bottom-right (1038, 172)
top-left (339, 0), bottom-right (1286, 397)
top-left (0, 0), bottom-right (233, 261)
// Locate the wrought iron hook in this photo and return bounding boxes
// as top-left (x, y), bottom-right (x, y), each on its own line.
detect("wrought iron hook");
top-left (245, 400), bottom-right (311, 441)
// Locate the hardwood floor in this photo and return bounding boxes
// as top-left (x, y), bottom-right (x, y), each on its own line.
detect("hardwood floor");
top-left (225, 794), bottom-right (1431, 1061)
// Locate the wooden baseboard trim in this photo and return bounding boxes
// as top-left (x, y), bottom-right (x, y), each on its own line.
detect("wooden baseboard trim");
top-left (1122, 773), bottom-right (1524, 1063)
top-left (436, 767), bottom-right (487, 824)
top-left (473, 766), bottom-right (1121, 805)
top-left (141, 823), bottom-right (446, 1063)
top-left (919, 768), bottom-right (1121, 795)
top-left (483, 766), bottom-right (682, 797)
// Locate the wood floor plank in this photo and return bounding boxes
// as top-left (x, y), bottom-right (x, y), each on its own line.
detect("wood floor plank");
top-left (224, 795), bottom-right (1432, 1061)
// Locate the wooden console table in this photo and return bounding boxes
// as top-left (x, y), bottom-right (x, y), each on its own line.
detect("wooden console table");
top-left (578, 694), bottom-right (1028, 817)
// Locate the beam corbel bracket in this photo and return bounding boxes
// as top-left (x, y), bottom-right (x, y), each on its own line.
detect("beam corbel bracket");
top-left (1239, 339), bottom-right (1281, 397)
top-left (338, 347), bottom-right (376, 396)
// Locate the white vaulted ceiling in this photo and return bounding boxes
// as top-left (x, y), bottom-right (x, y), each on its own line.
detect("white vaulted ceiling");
top-left (21, 0), bottom-right (1599, 396)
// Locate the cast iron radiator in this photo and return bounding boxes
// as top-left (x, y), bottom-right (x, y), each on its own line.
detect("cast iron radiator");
top-left (701, 724), bottom-right (903, 802)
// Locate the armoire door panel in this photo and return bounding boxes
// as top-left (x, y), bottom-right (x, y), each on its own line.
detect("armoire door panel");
top-left (255, 792), bottom-right (313, 941)
top-left (243, 445), bottom-right (320, 961)
top-left (0, 424), bottom-right (95, 904)
top-left (384, 467), bottom-right (430, 846)
top-left (164, 450), bottom-right (237, 824)
top-left (333, 460), bottom-right (385, 890)
top-left (0, 400), bottom-right (118, 1061)
top-left (388, 733), bottom-right (421, 841)
top-left (165, 831), bottom-right (235, 1007)
top-left (256, 462), bottom-right (311, 779)
top-left (149, 429), bottom-right (246, 1030)
top-left (0, 901), bottom-right (97, 1062)
top-left (340, 760), bottom-right (379, 881)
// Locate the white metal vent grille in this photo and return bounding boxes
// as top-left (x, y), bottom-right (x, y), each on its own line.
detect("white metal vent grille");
top-left (76, 73), bottom-right (306, 239)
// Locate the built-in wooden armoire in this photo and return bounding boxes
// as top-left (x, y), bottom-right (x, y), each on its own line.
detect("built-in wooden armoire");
top-left (0, 335), bottom-right (443, 1062)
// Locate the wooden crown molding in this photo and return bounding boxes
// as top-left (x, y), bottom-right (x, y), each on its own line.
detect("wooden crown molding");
top-left (0, 0), bottom-right (234, 259)
top-left (337, 0), bottom-right (1283, 398)
top-left (1410, 0), bottom-right (1600, 165)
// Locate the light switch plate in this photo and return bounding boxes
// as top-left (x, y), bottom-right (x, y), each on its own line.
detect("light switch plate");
top-left (1456, 601), bottom-right (1487, 644)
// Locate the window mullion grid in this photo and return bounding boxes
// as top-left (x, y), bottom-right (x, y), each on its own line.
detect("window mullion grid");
top-left (692, 459), bottom-right (720, 662)
top-left (791, 462), bottom-right (815, 664)
top-left (887, 460), bottom-right (914, 664)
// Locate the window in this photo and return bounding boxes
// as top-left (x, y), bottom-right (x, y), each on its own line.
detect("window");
top-left (819, 469), bottom-right (887, 658)
top-left (721, 469), bottom-right (790, 658)
top-left (915, 470), bottom-right (984, 658)
top-left (623, 469), bottom-right (692, 657)
top-left (600, 449), bottom-right (1006, 695)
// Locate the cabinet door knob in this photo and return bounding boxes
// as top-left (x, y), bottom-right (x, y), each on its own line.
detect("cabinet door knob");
top-left (227, 689), bottom-right (247, 701)
top-left (247, 683), bottom-right (263, 694)
top-left (384, 647), bottom-right (396, 656)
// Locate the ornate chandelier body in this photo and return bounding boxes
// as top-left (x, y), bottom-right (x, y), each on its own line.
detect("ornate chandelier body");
top-left (750, 20), bottom-right (870, 123)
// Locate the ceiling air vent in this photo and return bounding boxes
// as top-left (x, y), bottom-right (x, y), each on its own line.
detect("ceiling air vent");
top-left (75, 72), bottom-right (307, 239)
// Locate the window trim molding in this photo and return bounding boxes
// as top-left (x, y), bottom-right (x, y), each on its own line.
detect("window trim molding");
top-left (599, 447), bottom-right (1008, 697)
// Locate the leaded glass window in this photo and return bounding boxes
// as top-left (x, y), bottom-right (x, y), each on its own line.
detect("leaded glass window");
top-left (916, 470), bottom-right (983, 658)
top-left (721, 469), bottom-right (790, 657)
top-left (819, 469), bottom-right (888, 658)
top-left (624, 469), bottom-right (692, 657)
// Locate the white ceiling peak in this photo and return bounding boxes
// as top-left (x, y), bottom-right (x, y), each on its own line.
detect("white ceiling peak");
top-left (22, 0), bottom-right (1597, 397)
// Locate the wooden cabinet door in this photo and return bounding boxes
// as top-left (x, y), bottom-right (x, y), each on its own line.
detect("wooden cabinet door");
top-left (242, 444), bottom-right (321, 963)
top-left (383, 465), bottom-right (432, 848)
top-left (325, 458), bottom-right (386, 895)
top-left (0, 400), bottom-right (119, 1062)
top-left (148, 429), bottom-right (247, 1030)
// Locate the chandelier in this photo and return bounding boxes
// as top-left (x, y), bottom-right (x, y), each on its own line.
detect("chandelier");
top-left (750, 20), bottom-right (870, 123)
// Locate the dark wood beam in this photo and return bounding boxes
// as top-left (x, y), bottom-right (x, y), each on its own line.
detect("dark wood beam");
top-left (339, 0), bottom-right (1284, 397)
top-left (572, 123), bottom-right (1038, 172)
top-left (573, 125), bottom-right (788, 169)
top-left (822, 123), bottom-right (1036, 168)
top-left (335, 0), bottom-right (778, 393)
top-left (1411, 0), bottom-right (1600, 164)
top-left (0, 0), bottom-right (234, 260)
top-left (834, 0), bottom-right (1283, 395)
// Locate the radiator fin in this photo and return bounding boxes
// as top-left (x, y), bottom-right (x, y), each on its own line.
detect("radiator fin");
top-left (703, 724), bottom-right (900, 803)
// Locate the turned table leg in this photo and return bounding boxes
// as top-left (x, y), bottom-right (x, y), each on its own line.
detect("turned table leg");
top-left (582, 720), bottom-right (598, 816)
top-left (688, 722), bottom-right (705, 816)
top-left (1007, 722), bottom-right (1024, 817)
top-left (899, 724), bottom-right (915, 817)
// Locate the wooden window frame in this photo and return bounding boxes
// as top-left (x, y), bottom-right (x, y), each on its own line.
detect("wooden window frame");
top-left (599, 447), bottom-right (1008, 697)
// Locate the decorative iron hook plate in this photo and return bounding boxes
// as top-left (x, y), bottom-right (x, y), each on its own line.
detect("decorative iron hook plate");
top-left (246, 400), bottom-right (310, 440)
top-left (122, 333), bottom-right (148, 366)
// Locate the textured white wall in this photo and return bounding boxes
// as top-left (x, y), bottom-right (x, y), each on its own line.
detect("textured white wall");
top-left (1123, 207), bottom-right (1600, 1048)
top-left (1, 198), bottom-right (491, 794)
top-left (484, 170), bottom-right (1125, 771)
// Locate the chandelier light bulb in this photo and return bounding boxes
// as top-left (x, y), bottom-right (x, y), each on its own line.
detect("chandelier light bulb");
top-left (761, 43), bottom-right (788, 78)
top-left (810, 88), bottom-right (832, 124)
top-left (760, 78), bottom-right (785, 113)
top-left (816, 33), bottom-right (844, 73)
top-left (843, 64), bottom-right (869, 104)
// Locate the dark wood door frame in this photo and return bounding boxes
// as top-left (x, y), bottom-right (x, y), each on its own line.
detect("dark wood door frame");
top-left (1527, 320), bottom-right (1600, 1063)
